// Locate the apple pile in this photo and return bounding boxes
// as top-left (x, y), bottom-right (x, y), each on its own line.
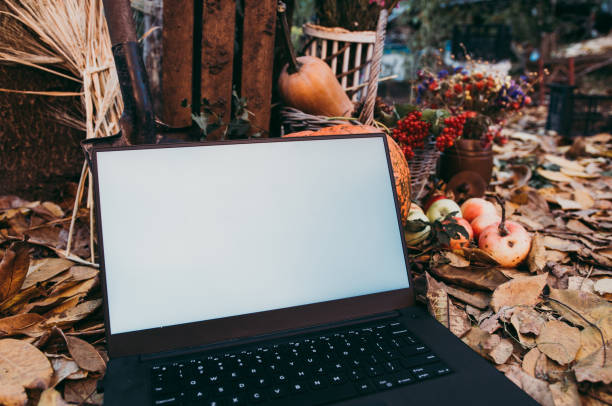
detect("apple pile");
top-left (405, 196), bottom-right (532, 268)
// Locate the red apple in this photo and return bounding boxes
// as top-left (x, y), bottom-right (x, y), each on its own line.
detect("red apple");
top-left (448, 217), bottom-right (473, 250)
top-left (478, 196), bottom-right (531, 267)
top-left (471, 213), bottom-right (501, 239)
top-left (460, 198), bottom-right (497, 222)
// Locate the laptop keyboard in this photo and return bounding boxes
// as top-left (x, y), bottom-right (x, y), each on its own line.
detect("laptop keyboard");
top-left (150, 320), bottom-right (452, 405)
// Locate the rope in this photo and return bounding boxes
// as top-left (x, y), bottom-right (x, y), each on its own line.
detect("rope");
top-left (359, 8), bottom-right (388, 125)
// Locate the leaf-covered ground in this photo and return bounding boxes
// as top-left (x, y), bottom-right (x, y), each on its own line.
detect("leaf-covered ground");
top-left (0, 107), bottom-right (610, 405)
top-left (412, 107), bottom-right (612, 406)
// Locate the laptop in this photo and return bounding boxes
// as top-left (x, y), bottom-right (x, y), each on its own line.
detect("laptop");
top-left (92, 134), bottom-right (536, 406)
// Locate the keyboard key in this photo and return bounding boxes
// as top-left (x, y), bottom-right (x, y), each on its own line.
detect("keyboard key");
top-left (410, 366), bottom-right (433, 381)
top-left (348, 369), bottom-right (363, 381)
top-left (355, 379), bottom-right (374, 394)
top-left (291, 382), bottom-right (306, 393)
top-left (255, 377), bottom-right (270, 387)
top-left (269, 384), bottom-right (289, 398)
top-left (249, 391), bottom-right (265, 403)
top-left (154, 398), bottom-right (177, 405)
top-left (365, 364), bottom-right (385, 377)
top-left (374, 377), bottom-right (395, 390)
top-left (330, 374), bottom-right (346, 385)
top-left (228, 394), bottom-right (246, 405)
top-left (309, 376), bottom-right (328, 390)
top-left (392, 372), bottom-right (415, 386)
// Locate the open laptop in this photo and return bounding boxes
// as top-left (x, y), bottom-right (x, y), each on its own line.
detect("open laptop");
top-left (93, 134), bottom-right (536, 406)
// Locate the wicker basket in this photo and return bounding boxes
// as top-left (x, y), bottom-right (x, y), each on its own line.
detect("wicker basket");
top-left (407, 141), bottom-right (441, 202)
top-left (303, 23), bottom-right (377, 102)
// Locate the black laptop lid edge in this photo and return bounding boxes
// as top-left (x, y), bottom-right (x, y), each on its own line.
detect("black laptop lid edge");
top-left (91, 134), bottom-right (415, 359)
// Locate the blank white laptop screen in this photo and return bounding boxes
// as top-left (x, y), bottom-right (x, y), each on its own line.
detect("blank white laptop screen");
top-left (95, 136), bottom-right (410, 335)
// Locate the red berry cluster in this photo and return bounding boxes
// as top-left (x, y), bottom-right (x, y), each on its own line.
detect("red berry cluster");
top-left (391, 111), bottom-right (431, 160)
top-left (435, 113), bottom-right (467, 151)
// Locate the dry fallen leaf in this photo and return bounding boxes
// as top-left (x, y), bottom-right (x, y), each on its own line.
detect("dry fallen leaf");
top-left (537, 169), bottom-right (574, 183)
top-left (425, 273), bottom-right (471, 338)
top-left (548, 289), bottom-right (611, 327)
top-left (38, 388), bottom-right (69, 406)
top-left (523, 347), bottom-right (541, 377)
top-left (544, 155), bottom-right (585, 172)
top-left (490, 273), bottom-right (548, 312)
top-left (536, 320), bottom-right (581, 365)
top-left (534, 352), bottom-right (567, 382)
top-left (63, 378), bottom-right (102, 405)
top-left (22, 258), bottom-right (74, 289)
top-left (511, 307), bottom-right (546, 336)
top-left (504, 365), bottom-right (555, 406)
top-left (430, 264), bottom-right (507, 291)
top-left (541, 236), bottom-right (583, 252)
top-left (489, 338), bottom-right (514, 364)
top-left (0, 338), bottom-right (53, 406)
top-left (0, 313), bottom-right (44, 337)
top-left (594, 278), bottom-right (612, 296)
top-left (527, 234), bottom-right (546, 273)
top-left (0, 241), bottom-right (30, 302)
top-left (548, 380), bottom-right (581, 406)
top-left (573, 342), bottom-right (612, 384)
top-left (576, 314), bottom-right (612, 361)
top-left (64, 336), bottom-right (106, 374)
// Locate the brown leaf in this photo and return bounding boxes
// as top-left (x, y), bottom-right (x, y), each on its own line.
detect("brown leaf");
top-left (511, 307), bottom-right (546, 336)
top-left (573, 341), bottom-right (612, 384)
top-left (594, 279), bottom-right (612, 296)
top-left (536, 320), bottom-right (581, 365)
top-left (43, 299), bottom-right (102, 328)
top-left (490, 273), bottom-right (548, 312)
top-left (548, 288), bottom-right (611, 328)
top-left (537, 169), bottom-right (573, 183)
top-left (577, 314), bottom-right (612, 360)
top-left (522, 347), bottom-right (541, 377)
top-left (541, 236), bottom-right (583, 252)
top-left (461, 247), bottom-right (500, 266)
top-left (425, 273), bottom-right (471, 338)
top-left (0, 313), bottom-right (44, 337)
top-left (430, 264), bottom-right (507, 292)
top-left (0, 241), bottom-right (30, 302)
top-left (489, 338), bottom-right (514, 364)
top-left (0, 338), bottom-right (53, 406)
top-left (479, 313), bottom-right (501, 334)
top-left (527, 234), bottom-right (546, 273)
top-left (504, 365), bottom-right (555, 406)
top-left (462, 327), bottom-right (492, 358)
top-left (19, 277), bottom-right (98, 314)
top-left (63, 378), bottom-right (101, 405)
top-left (49, 355), bottom-right (81, 387)
top-left (440, 251), bottom-right (470, 268)
top-left (544, 154), bottom-right (586, 172)
top-left (566, 219), bottom-right (594, 234)
top-left (429, 278), bottom-right (490, 309)
top-left (41, 202), bottom-right (65, 219)
top-left (64, 336), bottom-right (106, 373)
top-left (22, 258), bottom-right (74, 289)
top-left (38, 388), bottom-right (69, 406)
top-left (534, 352), bottom-right (567, 382)
top-left (555, 196), bottom-right (583, 210)
top-left (548, 380), bottom-right (581, 406)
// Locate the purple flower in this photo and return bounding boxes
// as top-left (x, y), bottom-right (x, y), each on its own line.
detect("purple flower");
top-left (438, 70), bottom-right (449, 79)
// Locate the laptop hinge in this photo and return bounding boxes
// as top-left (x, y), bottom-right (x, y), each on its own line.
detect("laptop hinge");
top-left (139, 310), bottom-right (401, 362)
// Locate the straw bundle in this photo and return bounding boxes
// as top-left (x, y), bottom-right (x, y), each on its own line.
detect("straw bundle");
top-left (0, 0), bottom-right (123, 263)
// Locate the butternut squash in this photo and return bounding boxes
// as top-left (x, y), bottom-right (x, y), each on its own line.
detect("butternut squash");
top-left (277, 5), bottom-right (354, 117)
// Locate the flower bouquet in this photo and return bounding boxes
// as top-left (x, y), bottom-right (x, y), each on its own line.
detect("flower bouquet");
top-left (415, 68), bottom-right (534, 146)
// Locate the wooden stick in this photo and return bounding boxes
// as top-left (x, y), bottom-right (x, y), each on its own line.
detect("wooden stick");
top-left (66, 160), bottom-right (88, 256)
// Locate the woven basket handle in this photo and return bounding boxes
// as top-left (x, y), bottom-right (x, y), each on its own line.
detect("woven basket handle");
top-left (358, 8), bottom-right (388, 126)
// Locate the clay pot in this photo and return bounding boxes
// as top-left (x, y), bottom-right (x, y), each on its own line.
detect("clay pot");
top-left (438, 139), bottom-right (494, 184)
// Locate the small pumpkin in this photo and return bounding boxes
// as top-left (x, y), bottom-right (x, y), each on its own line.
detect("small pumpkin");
top-left (277, 5), bottom-right (353, 117)
top-left (284, 124), bottom-right (412, 224)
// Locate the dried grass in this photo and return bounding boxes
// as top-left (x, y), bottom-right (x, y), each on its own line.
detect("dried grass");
top-left (0, 0), bottom-right (124, 262)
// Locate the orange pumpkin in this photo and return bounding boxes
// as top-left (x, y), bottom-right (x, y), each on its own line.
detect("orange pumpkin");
top-left (284, 124), bottom-right (412, 224)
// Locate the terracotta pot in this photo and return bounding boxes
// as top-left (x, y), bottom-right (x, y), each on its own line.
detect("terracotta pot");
top-left (438, 139), bottom-right (493, 184)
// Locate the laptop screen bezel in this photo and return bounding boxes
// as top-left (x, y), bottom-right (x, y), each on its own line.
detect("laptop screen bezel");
top-left (91, 134), bottom-right (415, 358)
